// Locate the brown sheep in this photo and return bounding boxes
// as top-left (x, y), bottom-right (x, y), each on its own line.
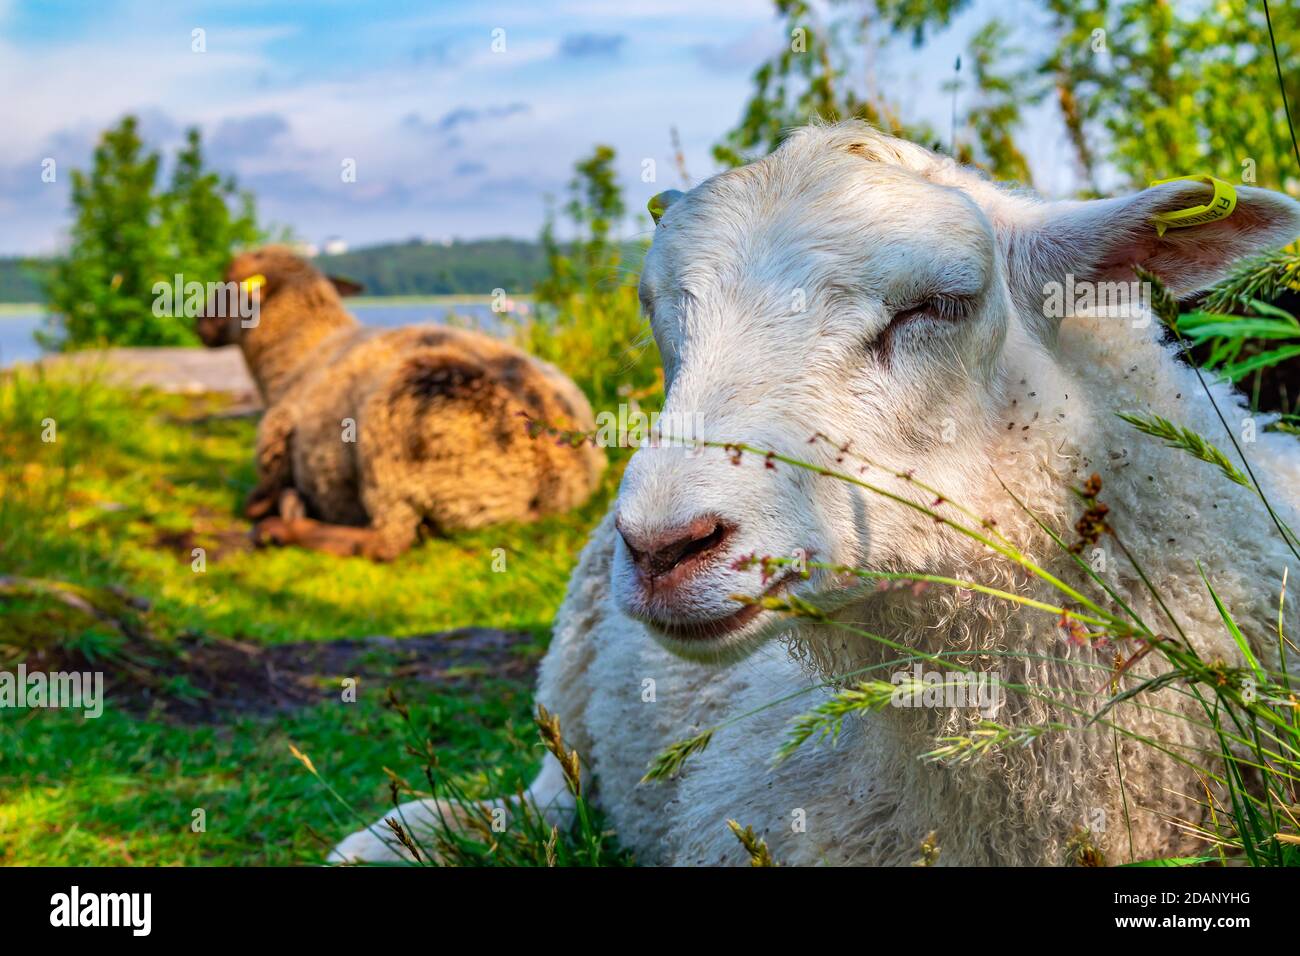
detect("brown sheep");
top-left (197, 245), bottom-right (605, 559)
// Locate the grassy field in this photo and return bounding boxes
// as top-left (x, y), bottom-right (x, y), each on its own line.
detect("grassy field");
top-left (0, 365), bottom-right (623, 865)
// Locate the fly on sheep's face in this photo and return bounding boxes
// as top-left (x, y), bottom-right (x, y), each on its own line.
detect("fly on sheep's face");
top-left (610, 122), bottom-right (1300, 664)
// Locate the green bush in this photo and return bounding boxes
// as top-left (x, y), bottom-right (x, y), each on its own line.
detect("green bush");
top-left (41, 117), bottom-right (263, 350)
top-left (512, 144), bottom-right (660, 415)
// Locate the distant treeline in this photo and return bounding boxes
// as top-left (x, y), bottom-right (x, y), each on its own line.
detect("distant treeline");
top-left (0, 237), bottom-right (650, 304)
top-left (319, 237), bottom-right (645, 297)
top-left (0, 258), bottom-right (53, 304)
top-left (316, 238), bottom-right (548, 297)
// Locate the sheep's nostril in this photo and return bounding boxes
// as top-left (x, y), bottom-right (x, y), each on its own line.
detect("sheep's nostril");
top-left (619, 515), bottom-right (733, 581)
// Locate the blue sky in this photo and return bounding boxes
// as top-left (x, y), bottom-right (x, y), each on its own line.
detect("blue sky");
top-left (0, 0), bottom-right (1071, 255)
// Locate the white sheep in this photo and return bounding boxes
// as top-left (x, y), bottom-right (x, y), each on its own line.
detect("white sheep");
top-left (334, 122), bottom-right (1300, 866)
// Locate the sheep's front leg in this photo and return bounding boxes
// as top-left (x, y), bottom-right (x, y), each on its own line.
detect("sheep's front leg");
top-left (244, 406), bottom-right (296, 520)
top-left (251, 496), bottom-right (418, 561)
top-left (329, 753), bottom-right (577, 864)
top-left (250, 517), bottom-right (406, 560)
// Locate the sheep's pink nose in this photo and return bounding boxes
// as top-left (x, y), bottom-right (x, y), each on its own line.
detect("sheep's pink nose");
top-left (618, 515), bottom-right (734, 584)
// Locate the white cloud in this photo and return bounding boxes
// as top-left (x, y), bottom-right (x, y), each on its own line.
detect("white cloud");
top-left (0, 0), bottom-right (1073, 256)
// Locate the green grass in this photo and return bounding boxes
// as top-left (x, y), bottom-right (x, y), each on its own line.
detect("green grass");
top-left (0, 681), bottom-right (537, 866)
top-left (0, 370), bottom-right (617, 643)
top-left (0, 364), bottom-right (622, 865)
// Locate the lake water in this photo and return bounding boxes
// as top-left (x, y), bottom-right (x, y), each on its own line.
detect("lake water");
top-left (0, 301), bottom-right (505, 368)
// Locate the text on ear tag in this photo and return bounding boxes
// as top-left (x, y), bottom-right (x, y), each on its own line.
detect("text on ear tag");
top-left (1149, 174), bottom-right (1237, 237)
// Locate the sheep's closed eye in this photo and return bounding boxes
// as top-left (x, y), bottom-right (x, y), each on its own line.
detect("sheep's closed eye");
top-left (889, 293), bottom-right (973, 327)
top-left (869, 293), bottom-right (975, 360)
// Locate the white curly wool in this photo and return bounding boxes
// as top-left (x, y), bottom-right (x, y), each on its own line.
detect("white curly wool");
top-left (334, 123), bottom-right (1300, 867)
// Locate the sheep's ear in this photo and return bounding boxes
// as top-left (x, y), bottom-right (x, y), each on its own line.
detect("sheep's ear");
top-left (328, 275), bottom-right (364, 297)
top-left (1008, 179), bottom-right (1300, 309)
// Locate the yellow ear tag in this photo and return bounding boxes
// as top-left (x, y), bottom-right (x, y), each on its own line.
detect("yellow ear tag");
top-left (647, 189), bottom-right (684, 225)
top-left (1149, 175), bottom-right (1237, 238)
top-left (240, 273), bottom-right (266, 291)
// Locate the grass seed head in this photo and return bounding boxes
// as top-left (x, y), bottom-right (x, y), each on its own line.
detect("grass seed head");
top-left (1064, 826), bottom-right (1106, 867)
top-left (727, 819), bottom-right (776, 866)
top-left (536, 703), bottom-right (583, 797)
top-left (912, 830), bottom-right (941, 867)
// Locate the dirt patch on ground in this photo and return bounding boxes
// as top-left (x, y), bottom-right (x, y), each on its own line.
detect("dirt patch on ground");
top-left (3, 575), bottom-right (539, 722)
top-left (151, 526), bottom-right (254, 563)
top-left (148, 628), bottom-right (540, 720)
top-left (25, 626), bottom-right (540, 722)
